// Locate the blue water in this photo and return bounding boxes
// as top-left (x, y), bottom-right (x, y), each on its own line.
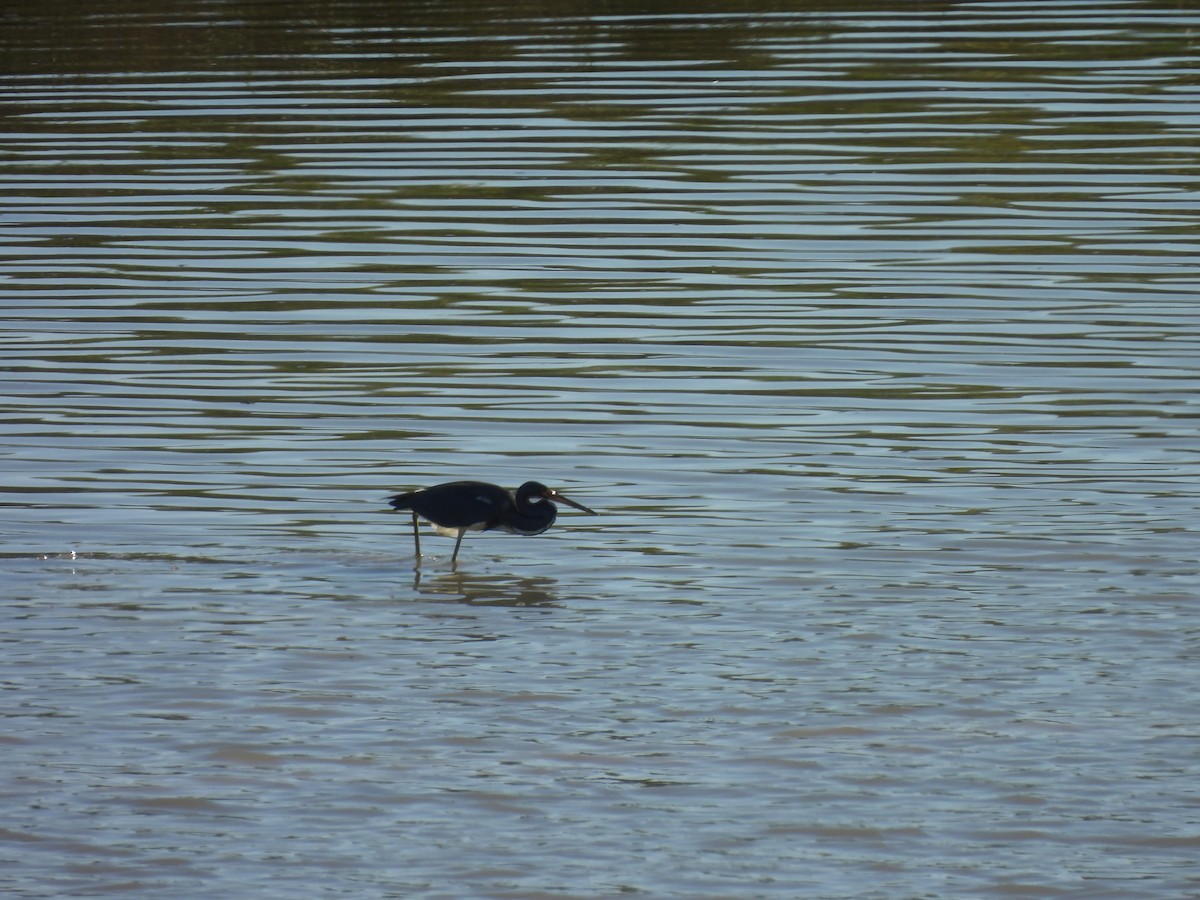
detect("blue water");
top-left (3, 1), bottom-right (1199, 897)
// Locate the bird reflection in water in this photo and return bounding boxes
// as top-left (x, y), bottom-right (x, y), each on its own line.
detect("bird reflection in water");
top-left (412, 568), bottom-right (561, 607)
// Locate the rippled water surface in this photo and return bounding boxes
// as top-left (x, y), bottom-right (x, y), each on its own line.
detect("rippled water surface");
top-left (3, 0), bottom-right (1199, 896)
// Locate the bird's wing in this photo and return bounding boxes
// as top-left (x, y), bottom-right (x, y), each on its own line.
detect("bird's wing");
top-left (397, 481), bottom-right (513, 528)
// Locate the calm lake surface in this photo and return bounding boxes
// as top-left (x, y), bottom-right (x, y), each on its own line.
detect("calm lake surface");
top-left (3, 0), bottom-right (1199, 896)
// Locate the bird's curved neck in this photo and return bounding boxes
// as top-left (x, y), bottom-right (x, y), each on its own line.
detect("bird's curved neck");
top-left (502, 497), bottom-right (556, 535)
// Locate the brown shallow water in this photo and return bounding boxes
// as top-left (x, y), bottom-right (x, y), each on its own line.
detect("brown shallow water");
top-left (2, 1), bottom-right (1199, 897)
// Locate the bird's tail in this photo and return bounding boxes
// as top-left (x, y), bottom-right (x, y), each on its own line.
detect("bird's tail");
top-left (387, 492), bottom-right (416, 511)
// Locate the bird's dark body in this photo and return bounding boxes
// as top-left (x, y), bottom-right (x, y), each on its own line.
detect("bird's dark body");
top-left (388, 480), bottom-right (596, 565)
top-left (388, 480), bottom-right (554, 535)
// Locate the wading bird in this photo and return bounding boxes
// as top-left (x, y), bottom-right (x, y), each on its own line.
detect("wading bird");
top-left (388, 480), bottom-right (597, 566)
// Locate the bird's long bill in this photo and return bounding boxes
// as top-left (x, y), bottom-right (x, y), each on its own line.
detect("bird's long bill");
top-left (544, 488), bottom-right (597, 515)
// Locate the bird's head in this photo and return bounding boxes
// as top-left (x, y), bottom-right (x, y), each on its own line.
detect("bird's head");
top-left (520, 481), bottom-right (597, 515)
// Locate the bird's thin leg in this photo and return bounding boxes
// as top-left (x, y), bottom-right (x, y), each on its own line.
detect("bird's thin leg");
top-left (411, 512), bottom-right (422, 564)
top-left (451, 528), bottom-right (466, 566)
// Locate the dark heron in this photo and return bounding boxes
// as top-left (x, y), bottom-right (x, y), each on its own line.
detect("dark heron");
top-left (388, 480), bottom-right (597, 565)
